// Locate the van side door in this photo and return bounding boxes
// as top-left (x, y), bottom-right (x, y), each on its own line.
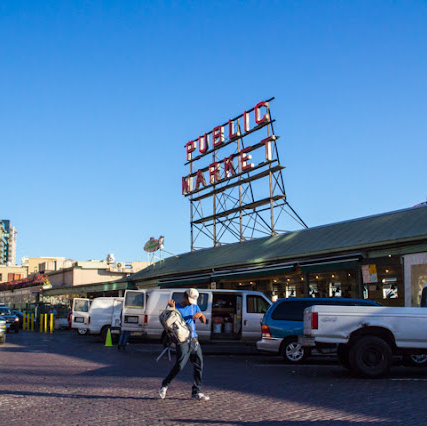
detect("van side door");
top-left (243, 294), bottom-right (272, 340)
top-left (71, 298), bottom-right (90, 331)
top-left (122, 290), bottom-right (146, 334)
top-left (110, 298), bottom-right (124, 336)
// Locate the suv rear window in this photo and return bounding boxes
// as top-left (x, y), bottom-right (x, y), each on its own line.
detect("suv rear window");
top-left (271, 299), bottom-right (376, 321)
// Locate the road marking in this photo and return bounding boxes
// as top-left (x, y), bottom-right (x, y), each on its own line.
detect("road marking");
top-left (253, 363), bottom-right (333, 368)
top-left (390, 378), bottom-right (427, 381)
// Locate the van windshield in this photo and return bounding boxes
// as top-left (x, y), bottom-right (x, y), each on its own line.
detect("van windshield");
top-left (125, 292), bottom-right (144, 309)
top-left (0, 307), bottom-right (11, 315)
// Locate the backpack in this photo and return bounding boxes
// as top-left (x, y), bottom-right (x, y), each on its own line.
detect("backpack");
top-left (159, 306), bottom-right (191, 345)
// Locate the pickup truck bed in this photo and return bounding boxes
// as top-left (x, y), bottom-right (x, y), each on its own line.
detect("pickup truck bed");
top-left (300, 305), bottom-right (427, 378)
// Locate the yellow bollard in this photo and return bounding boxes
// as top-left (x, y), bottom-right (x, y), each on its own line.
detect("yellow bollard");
top-left (50, 313), bottom-right (54, 334)
top-left (40, 314), bottom-right (44, 333)
top-left (31, 313), bottom-right (34, 331)
top-left (44, 312), bottom-right (48, 333)
top-left (23, 313), bottom-right (26, 331)
top-left (27, 313), bottom-right (30, 331)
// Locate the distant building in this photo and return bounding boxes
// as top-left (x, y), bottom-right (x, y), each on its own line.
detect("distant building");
top-left (0, 220), bottom-right (17, 266)
top-left (0, 256), bottom-right (152, 310)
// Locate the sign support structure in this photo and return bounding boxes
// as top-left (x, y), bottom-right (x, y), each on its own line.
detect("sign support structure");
top-left (183, 98), bottom-right (307, 251)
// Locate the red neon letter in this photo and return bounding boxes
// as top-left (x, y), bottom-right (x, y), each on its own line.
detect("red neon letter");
top-left (195, 169), bottom-right (206, 190)
top-left (223, 155), bottom-right (236, 178)
top-left (228, 119), bottom-right (239, 140)
top-left (239, 146), bottom-right (254, 172)
top-left (186, 140), bottom-right (196, 161)
top-left (209, 162), bottom-right (221, 184)
top-left (198, 133), bottom-right (209, 154)
top-left (212, 126), bottom-right (224, 148)
top-left (260, 136), bottom-right (275, 161)
top-left (243, 111), bottom-right (250, 133)
top-left (254, 101), bottom-right (269, 125)
top-left (182, 175), bottom-right (193, 194)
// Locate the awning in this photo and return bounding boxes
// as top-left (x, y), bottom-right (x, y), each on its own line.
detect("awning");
top-left (300, 258), bottom-right (360, 272)
top-left (212, 263), bottom-right (295, 281)
top-left (158, 276), bottom-right (211, 288)
top-left (41, 280), bottom-right (135, 296)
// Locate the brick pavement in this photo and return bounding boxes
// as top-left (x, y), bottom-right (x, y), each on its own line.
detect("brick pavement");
top-left (0, 331), bottom-right (426, 425)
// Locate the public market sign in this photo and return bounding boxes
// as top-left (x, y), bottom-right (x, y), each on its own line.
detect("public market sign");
top-left (182, 99), bottom-right (276, 195)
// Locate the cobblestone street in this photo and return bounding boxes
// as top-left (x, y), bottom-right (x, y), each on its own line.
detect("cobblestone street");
top-left (1, 331), bottom-right (426, 426)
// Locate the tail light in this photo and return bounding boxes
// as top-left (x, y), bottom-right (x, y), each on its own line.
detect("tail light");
top-left (144, 315), bottom-right (148, 324)
top-left (262, 325), bottom-right (271, 338)
top-left (311, 312), bottom-right (318, 330)
top-left (88, 316), bottom-right (91, 325)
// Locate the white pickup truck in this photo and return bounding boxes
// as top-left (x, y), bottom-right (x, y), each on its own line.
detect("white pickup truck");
top-left (299, 305), bottom-right (427, 378)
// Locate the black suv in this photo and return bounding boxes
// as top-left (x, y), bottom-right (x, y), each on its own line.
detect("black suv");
top-left (0, 306), bottom-right (20, 333)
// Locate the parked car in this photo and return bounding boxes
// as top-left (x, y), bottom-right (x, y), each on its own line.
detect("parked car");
top-left (0, 318), bottom-right (6, 343)
top-left (257, 297), bottom-right (380, 364)
top-left (0, 306), bottom-right (20, 333)
top-left (72, 297), bottom-right (123, 340)
top-left (300, 304), bottom-right (427, 378)
top-left (11, 310), bottom-right (24, 328)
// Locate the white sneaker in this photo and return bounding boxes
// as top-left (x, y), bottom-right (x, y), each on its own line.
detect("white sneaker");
top-left (192, 392), bottom-right (210, 401)
top-left (158, 386), bottom-right (168, 399)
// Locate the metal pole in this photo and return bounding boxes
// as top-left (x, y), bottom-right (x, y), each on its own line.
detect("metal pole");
top-left (213, 143), bottom-right (217, 246)
top-left (238, 119), bottom-right (243, 241)
top-left (190, 160), bottom-right (194, 251)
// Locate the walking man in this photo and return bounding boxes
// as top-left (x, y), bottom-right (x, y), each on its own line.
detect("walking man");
top-left (158, 288), bottom-right (210, 401)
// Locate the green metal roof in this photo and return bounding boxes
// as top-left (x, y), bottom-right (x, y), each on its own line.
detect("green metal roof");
top-left (130, 205), bottom-right (427, 282)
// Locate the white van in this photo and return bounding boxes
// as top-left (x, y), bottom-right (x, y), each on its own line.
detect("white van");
top-left (122, 288), bottom-right (271, 343)
top-left (72, 297), bottom-right (123, 340)
top-left (71, 298), bottom-right (92, 335)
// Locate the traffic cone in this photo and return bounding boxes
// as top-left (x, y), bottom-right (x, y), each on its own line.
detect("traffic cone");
top-left (104, 328), bottom-right (113, 347)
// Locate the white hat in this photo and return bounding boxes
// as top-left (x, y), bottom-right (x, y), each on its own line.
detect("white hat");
top-left (186, 288), bottom-right (199, 305)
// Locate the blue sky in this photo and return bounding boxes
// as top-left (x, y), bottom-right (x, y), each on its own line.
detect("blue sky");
top-left (1, 1), bottom-right (426, 264)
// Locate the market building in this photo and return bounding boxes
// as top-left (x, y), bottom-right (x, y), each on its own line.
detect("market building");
top-left (125, 204), bottom-right (427, 307)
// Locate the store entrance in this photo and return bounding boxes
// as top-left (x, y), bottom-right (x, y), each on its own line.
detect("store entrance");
top-left (211, 293), bottom-right (242, 340)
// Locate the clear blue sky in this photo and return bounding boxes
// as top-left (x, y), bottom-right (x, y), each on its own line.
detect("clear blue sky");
top-left (2, 1), bottom-right (426, 264)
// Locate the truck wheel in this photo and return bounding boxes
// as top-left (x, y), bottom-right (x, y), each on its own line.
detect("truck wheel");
top-left (337, 344), bottom-right (351, 369)
top-left (77, 328), bottom-right (88, 335)
top-left (349, 336), bottom-right (392, 378)
top-left (405, 354), bottom-right (427, 368)
top-left (14, 328), bottom-right (19, 334)
top-left (0, 335), bottom-right (5, 344)
top-left (281, 337), bottom-right (311, 364)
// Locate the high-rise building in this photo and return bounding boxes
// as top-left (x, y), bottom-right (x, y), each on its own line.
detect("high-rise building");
top-left (0, 220), bottom-right (17, 266)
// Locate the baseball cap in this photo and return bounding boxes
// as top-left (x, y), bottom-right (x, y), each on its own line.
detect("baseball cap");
top-left (186, 288), bottom-right (199, 305)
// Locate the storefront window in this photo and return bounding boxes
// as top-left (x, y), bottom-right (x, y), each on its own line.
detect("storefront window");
top-left (362, 256), bottom-right (403, 306)
top-left (308, 270), bottom-right (357, 298)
